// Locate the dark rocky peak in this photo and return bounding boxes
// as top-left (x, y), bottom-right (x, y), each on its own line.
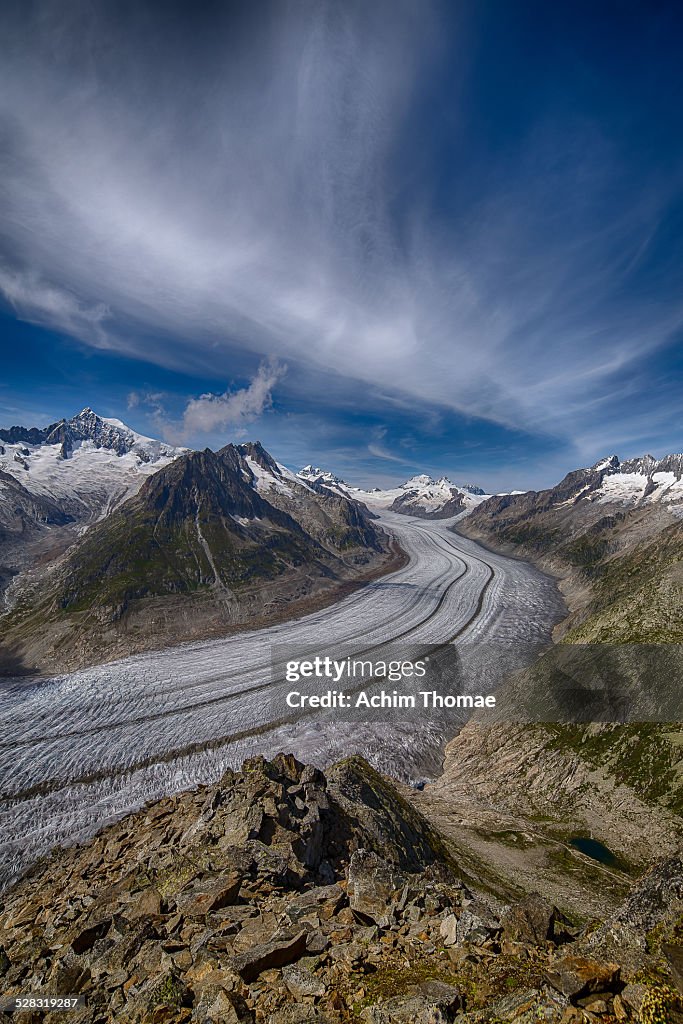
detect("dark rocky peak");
top-left (132, 446), bottom-right (306, 535)
top-left (136, 447), bottom-right (264, 522)
top-left (621, 452), bottom-right (683, 481)
top-left (389, 486), bottom-right (466, 520)
top-left (460, 483), bottom-right (485, 495)
top-left (298, 465), bottom-right (346, 487)
top-left (588, 454), bottom-right (620, 473)
top-left (59, 408), bottom-right (141, 458)
top-left (465, 455), bottom-right (625, 522)
top-left (656, 452), bottom-right (683, 479)
top-left (43, 420), bottom-right (73, 458)
top-left (0, 422), bottom-right (61, 446)
top-left (620, 453), bottom-right (658, 476)
top-left (237, 440), bottom-right (283, 478)
top-left (543, 455), bottom-right (620, 506)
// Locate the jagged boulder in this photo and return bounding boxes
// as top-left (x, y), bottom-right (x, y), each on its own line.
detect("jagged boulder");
top-left (282, 962), bottom-right (327, 998)
top-left (455, 900), bottom-right (500, 945)
top-left (544, 955), bottom-right (620, 998)
top-left (586, 853), bottom-right (683, 951)
top-left (230, 930), bottom-right (309, 982)
top-left (324, 756), bottom-right (453, 872)
top-left (664, 943), bottom-right (683, 995)
top-left (500, 893), bottom-right (558, 946)
top-left (347, 849), bottom-right (404, 927)
top-left (362, 981), bottom-right (461, 1023)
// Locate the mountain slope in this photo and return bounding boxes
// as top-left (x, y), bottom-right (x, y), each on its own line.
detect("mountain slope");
top-left (446, 452), bottom-right (683, 881)
top-left (459, 453), bottom-right (683, 642)
top-left (0, 407), bottom-right (188, 616)
top-left (297, 464), bottom-right (350, 497)
top-left (239, 443), bottom-right (382, 553)
top-left (0, 442), bottom-right (392, 673)
top-left (3, 753), bottom-right (681, 1023)
top-left (0, 470), bottom-right (73, 594)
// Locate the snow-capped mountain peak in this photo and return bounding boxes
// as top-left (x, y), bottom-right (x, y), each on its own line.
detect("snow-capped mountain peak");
top-left (590, 454), bottom-right (620, 474)
top-left (347, 471), bottom-right (491, 519)
top-left (295, 465), bottom-right (351, 497)
top-left (0, 407), bottom-right (182, 462)
top-left (542, 451), bottom-right (683, 510)
top-left (298, 464), bottom-right (345, 485)
top-left (0, 409), bottom-right (187, 519)
top-left (402, 473), bottom-right (435, 489)
top-left (592, 451), bottom-right (683, 507)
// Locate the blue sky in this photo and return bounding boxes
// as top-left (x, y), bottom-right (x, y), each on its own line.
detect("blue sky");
top-left (0, 0), bottom-right (681, 491)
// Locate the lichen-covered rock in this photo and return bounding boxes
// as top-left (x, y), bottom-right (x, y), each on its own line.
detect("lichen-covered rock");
top-left (282, 962), bottom-right (326, 998)
top-left (439, 913), bottom-right (458, 946)
top-left (455, 902), bottom-right (499, 945)
top-left (587, 854), bottom-right (683, 951)
top-left (362, 994), bottom-right (450, 1024)
top-left (348, 850), bottom-right (404, 927)
top-left (544, 954), bottom-right (620, 998)
top-left (500, 893), bottom-right (557, 946)
top-left (231, 930), bottom-right (309, 982)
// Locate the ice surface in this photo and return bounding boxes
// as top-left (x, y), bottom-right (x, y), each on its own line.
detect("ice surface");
top-left (0, 512), bottom-right (563, 889)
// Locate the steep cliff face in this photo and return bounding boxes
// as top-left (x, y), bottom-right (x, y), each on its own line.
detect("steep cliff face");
top-left (238, 442), bottom-right (384, 554)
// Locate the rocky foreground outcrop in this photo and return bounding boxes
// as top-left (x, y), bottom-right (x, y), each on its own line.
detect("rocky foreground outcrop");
top-left (1, 755), bottom-right (682, 1023)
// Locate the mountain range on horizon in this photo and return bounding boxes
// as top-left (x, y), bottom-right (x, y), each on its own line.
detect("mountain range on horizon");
top-left (2, 406), bottom-right (683, 513)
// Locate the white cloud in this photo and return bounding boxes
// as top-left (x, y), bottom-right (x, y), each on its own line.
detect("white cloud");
top-left (134, 363), bottom-right (287, 445)
top-left (181, 360), bottom-right (286, 436)
top-left (367, 445), bottom-right (406, 463)
top-left (367, 426), bottom-right (407, 463)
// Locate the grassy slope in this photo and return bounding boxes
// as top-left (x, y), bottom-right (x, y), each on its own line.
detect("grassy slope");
top-left (561, 518), bottom-right (683, 643)
top-left (57, 503), bottom-right (323, 615)
top-left (456, 501), bottom-right (683, 823)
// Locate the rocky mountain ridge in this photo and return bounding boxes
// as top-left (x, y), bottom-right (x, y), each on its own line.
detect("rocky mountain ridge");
top-left (297, 466), bottom-right (348, 492)
top-left (1, 753), bottom-right (681, 1023)
top-left (459, 453), bottom-right (683, 644)
top-left (0, 407), bottom-right (181, 462)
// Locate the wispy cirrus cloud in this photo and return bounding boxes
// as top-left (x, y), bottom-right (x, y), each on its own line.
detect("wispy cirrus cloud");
top-left (0, 0), bottom-right (681, 464)
top-left (0, 267), bottom-right (111, 345)
top-left (367, 426), bottom-right (408, 464)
